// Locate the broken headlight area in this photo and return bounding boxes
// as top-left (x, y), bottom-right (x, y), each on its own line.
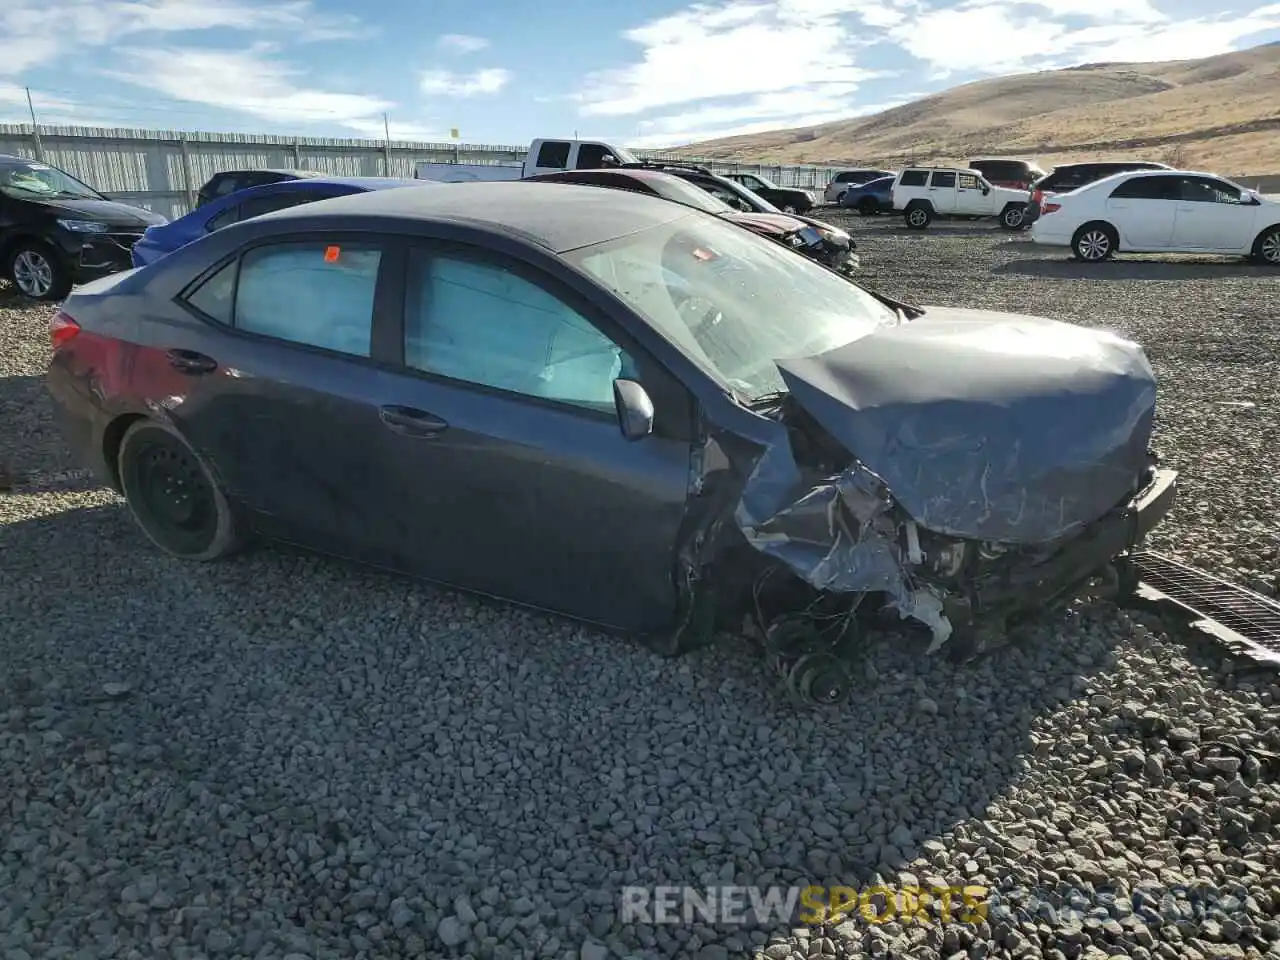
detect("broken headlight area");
top-left (676, 396), bottom-right (1177, 707)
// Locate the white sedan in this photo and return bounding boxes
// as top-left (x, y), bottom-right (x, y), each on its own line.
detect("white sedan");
top-left (1029, 169), bottom-right (1280, 265)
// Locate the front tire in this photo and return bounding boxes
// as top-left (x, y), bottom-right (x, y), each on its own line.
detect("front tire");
top-left (7, 241), bottom-right (72, 301)
top-left (117, 419), bottom-right (242, 561)
top-left (904, 204), bottom-right (932, 229)
top-left (1071, 222), bottom-right (1118, 262)
top-left (1250, 225), bottom-right (1280, 265)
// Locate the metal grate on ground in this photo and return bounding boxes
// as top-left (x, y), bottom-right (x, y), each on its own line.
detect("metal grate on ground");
top-left (1128, 550), bottom-right (1280, 666)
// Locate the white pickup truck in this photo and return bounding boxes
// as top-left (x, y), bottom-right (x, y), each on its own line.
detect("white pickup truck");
top-left (415, 138), bottom-right (641, 182)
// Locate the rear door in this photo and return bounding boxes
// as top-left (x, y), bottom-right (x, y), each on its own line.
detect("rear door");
top-left (1105, 175), bottom-right (1178, 249)
top-left (365, 239), bottom-right (696, 632)
top-left (1169, 176), bottom-right (1257, 252)
top-left (166, 234), bottom-right (409, 563)
top-left (927, 170), bottom-right (958, 213)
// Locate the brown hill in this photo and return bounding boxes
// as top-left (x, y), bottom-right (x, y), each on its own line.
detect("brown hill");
top-left (670, 42), bottom-right (1280, 175)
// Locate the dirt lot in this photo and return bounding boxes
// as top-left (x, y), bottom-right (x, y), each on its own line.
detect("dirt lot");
top-left (2, 225), bottom-right (1278, 960)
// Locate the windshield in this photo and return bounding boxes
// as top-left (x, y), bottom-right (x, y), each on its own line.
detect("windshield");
top-left (564, 211), bottom-right (899, 401)
top-left (0, 159), bottom-right (104, 201)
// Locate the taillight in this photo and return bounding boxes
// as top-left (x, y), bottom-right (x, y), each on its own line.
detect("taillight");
top-left (50, 310), bottom-right (80, 349)
top-left (1032, 188), bottom-right (1044, 207)
top-left (1041, 202), bottom-right (1061, 215)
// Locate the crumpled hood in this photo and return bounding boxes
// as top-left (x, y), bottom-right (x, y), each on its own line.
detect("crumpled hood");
top-left (775, 306), bottom-right (1158, 544)
top-left (43, 198), bottom-right (168, 227)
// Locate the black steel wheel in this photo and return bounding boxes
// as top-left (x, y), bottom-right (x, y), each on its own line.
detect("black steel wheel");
top-left (117, 419), bottom-right (242, 561)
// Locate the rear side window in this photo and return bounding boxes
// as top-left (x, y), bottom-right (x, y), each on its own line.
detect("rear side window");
top-left (234, 241), bottom-right (382, 356)
top-left (1109, 176), bottom-right (1178, 200)
top-left (239, 190), bottom-right (327, 220)
top-left (210, 175), bottom-right (241, 198)
top-left (206, 205), bottom-right (240, 232)
top-left (930, 171), bottom-right (956, 188)
top-left (898, 170), bottom-right (928, 187)
top-left (182, 260), bottom-right (237, 324)
top-left (536, 141), bottom-right (571, 169)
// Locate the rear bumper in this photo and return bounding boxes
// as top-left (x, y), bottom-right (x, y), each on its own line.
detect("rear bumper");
top-left (45, 355), bottom-right (118, 490)
top-left (950, 468), bottom-right (1178, 629)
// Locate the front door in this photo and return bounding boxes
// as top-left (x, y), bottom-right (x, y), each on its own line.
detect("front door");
top-left (1170, 176), bottom-right (1257, 252)
top-left (368, 243), bottom-right (695, 633)
top-left (954, 172), bottom-right (993, 214)
top-left (926, 170), bottom-right (958, 214)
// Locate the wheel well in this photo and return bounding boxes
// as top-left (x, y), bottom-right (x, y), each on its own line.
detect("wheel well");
top-left (102, 413), bottom-right (148, 493)
top-left (905, 199), bottom-right (933, 213)
top-left (1074, 220), bottom-right (1119, 248)
top-left (1256, 222), bottom-right (1280, 241)
top-left (0, 232), bottom-right (54, 265)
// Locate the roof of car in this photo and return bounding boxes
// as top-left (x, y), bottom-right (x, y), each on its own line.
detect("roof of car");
top-left (252, 180), bottom-right (696, 252)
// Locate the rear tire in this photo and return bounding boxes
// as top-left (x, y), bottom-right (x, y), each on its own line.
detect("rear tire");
top-left (6, 240), bottom-right (72, 301)
top-left (117, 419), bottom-right (242, 561)
top-left (1071, 222), bottom-right (1118, 262)
top-left (904, 204), bottom-right (932, 229)
top-left (858, 197), bottom-right (879, 217)
top-left (999, 204), bottom-right (1027, 230)
top-left (1250, 225), bottom-right (1280, 265)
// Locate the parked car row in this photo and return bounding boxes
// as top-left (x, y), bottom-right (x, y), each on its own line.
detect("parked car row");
top-left (44, 177), bottom-right (1180, 701)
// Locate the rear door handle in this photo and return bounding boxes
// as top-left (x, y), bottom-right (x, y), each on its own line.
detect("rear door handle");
top-left (379, 404), bottom-right (448, 437)
top-left (166, 348), bottom-right (217, 374)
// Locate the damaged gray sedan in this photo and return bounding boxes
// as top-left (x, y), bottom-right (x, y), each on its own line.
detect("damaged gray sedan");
top-left (48, 182), bottom-right (1176, 705)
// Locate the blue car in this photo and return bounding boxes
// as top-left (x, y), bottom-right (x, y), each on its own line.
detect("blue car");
top-left (131, 176), bottom-right (431, 267)
top-left (838, 175), bottom-right (896, 216)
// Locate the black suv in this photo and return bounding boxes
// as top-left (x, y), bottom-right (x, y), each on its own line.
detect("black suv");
top-left (194, 168), bottom-right (322, 208)
top-left (1, 153), bottom-right (168, 300)
top-left (1025, 160), bottom-right (1172, 223)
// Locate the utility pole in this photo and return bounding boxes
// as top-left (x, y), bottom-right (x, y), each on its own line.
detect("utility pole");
top-left (382, 112), bottom-right (393, 176)
top-left (25, 87), bottom-right (45, 162)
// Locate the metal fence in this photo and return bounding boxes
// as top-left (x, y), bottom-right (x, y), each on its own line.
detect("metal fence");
top-left (0, 124), bottom-right (854, 221)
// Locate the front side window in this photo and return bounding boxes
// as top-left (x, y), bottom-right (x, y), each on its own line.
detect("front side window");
top-left (0, 158), bottom-right (103, 201)
top-left (957, 173), bottom-right (981, 189)
top-left (1178, 177), bottom-right (1243, 204)
top-left (575, 144), bottom-right (614, 169)
top-left (404, 250), bottom-right (633, 413)
top-left (565, 211), bottom-right (898, 402)
top-left (234, 241), bottom-right (381, 356)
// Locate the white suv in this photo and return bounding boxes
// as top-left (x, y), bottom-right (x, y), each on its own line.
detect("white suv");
top-left (890, 167), bottom-right (1032, 230)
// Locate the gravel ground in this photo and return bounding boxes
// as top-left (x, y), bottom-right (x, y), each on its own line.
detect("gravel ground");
top-left (2, 222), bottom-right (1279, 960)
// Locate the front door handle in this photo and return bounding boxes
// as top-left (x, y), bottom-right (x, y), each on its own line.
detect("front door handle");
top-left (166, 348), bottom-right (217, 374)
top-left (379, 404), bottom-right (448, 437)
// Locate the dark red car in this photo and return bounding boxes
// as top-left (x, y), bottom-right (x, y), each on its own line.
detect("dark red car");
top-left (525, 168), bottom-right (857, 273)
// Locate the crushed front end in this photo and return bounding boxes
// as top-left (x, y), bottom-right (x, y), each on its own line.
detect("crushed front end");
top-left (678, 308), bottom-right (1180, 702)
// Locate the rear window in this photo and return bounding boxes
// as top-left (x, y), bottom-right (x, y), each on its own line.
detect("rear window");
top-left (898, 170), bottom-right (928, 187)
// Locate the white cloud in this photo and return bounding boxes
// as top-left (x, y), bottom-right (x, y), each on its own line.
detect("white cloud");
top-left (573, 0), bottom-right (902, 143)
top-left (437, 33), bottom-right (490, 54)
top-left (0, 0), bottom-right (371, 78)
top-left (889, 0), bottom-right (1280, 76)
top-left (104, 44), bottom-right (393, 126)
top-left (420, 68), bottom-right (512, 97)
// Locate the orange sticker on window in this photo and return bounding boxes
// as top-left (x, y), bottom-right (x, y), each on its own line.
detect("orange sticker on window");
top-left (324, 245), bottom-right (340, 263)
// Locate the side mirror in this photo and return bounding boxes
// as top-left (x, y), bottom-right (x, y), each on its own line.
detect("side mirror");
top-left (981, 185), bottom-right (990, 195)
top-left (613, 378), bottom-right (654, 441)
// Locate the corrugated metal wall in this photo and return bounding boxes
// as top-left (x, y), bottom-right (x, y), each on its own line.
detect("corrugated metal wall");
top-left (0, 124), bottom-right (852, 220)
